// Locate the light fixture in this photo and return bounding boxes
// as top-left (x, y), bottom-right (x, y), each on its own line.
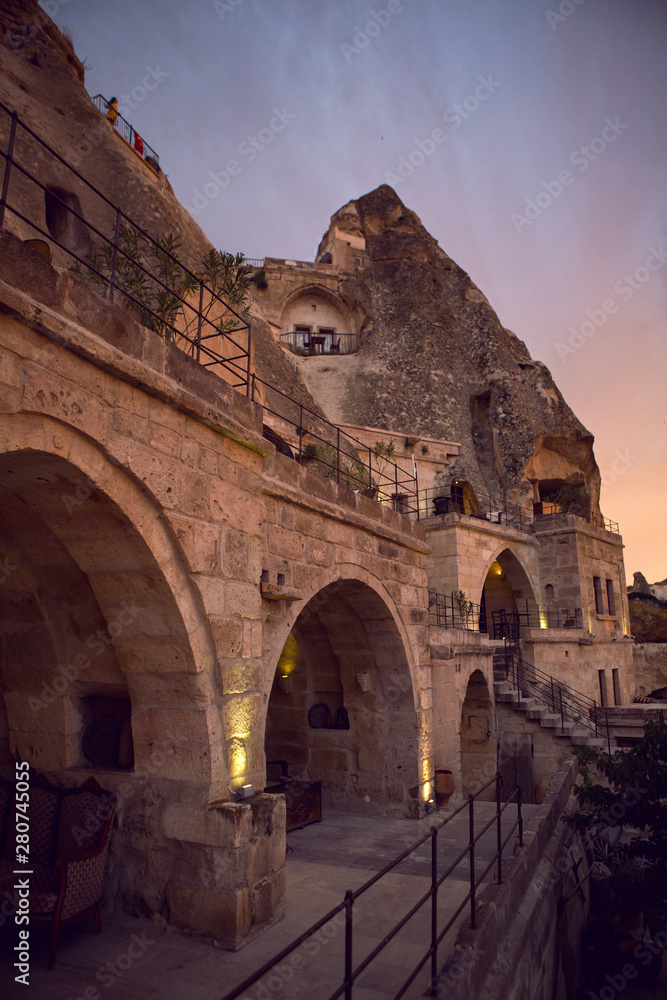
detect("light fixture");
top-left (356, 671), bottom-right (370, 692)
top-left (278, 674), bottom-right (293, 695)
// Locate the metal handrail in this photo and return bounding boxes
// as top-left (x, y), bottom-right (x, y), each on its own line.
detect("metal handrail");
top-left (0, 102), bottom-right (251, 390)
top-left (250, 372), bottom-right (418, 508)
top-left (502, 643), bottom-right (613, 751)
top-left (92, 94), bottom-right (159, 167)
top-left (419, 486), bottom-right (534, 531)
top-left (279, 331), bottom-right (359, 356)
top-left (220, 773), bottom-right (522, 1000)
top-left (533, 503), bottom-right (619, 535)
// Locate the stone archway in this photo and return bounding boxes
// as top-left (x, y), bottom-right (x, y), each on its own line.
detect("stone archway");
top-left (480, 547), bottom-right (538, 640)
top-left (263, 577), bottom-right (424, 817)
top-left (459, 669), bottom-right (496, 799)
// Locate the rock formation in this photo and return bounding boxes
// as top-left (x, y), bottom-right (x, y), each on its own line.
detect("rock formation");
top-left (304, 185), bottom-right (601, 511)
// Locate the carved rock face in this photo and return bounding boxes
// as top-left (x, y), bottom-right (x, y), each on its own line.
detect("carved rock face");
top-left (311, 184), bottom-right (601, 512)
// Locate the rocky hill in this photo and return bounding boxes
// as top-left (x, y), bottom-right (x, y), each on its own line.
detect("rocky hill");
top-left (307, 185), bottom-right (601, 510)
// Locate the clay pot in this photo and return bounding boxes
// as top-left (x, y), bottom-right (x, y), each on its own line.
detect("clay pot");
top-left (435, 769), bottom-right (455, 808)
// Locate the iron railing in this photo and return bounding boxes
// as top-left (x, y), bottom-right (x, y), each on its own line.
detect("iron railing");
top-left (250, 372), bottom-right (418, 508)
top-left (490, 606), bottom-right (583, 640)
top-left (0, 102), bottom-right (251, 389)
top-left (220, 774), bottom-right (522, 1000)
top-left (533, 502), bottom-right (619, 535)
top-left (429, 591), bottom-right (483, 631)
top-left (279, 331), bottom-right (359, 356)
top-left (501, 643), bottom-right (612, 751)
top-left (418, 487), bottom-right (534, 531)
top-left (92, 94), bottom-right (159, 167)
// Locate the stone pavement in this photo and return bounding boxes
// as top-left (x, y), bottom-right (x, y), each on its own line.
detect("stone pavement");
top-left (1, 802), bottom-right (536, 1000)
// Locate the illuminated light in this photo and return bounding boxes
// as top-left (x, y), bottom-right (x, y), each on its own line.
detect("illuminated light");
top-left (276, 633), bottom-right (301, 678)
top-left (422, 781), bottom-right (432, 802)
top-left (228, 736), bottom-right (247, 780)
top-left (538, 607), bottom-right (548, 629)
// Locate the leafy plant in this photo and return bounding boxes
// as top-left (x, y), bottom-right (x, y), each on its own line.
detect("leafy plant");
top-left (371, 440), bottom-right (397, 484)
top-left (570, 720), bottom-right (667, 926)
top-left (628, 598), bottom-right (667, 642)
top-left (452, 589), bottom-right (475, 619)
top-left (70, 227), bottom-right (253, 343)
top-left (544, 482), bottom-right (587, 515)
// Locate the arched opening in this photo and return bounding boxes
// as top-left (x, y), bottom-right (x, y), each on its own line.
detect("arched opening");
top-left (459, 670), bottom-right (495, 799)
top-left (264, 580), bottom-right (422, 817)
top-left (481, 549), bottom-right (538, 640)
top-left (0, 448), bottom-right (219, 784)
top-left (278, 285), bottom-right (358, 355)
top-left (450, 479), bottom-right (479, 516)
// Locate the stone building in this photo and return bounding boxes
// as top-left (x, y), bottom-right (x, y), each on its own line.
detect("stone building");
top-left (0, 0), bottom-right (639, 956)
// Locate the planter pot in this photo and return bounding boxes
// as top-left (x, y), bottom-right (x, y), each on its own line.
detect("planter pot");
top-left (435, 769), bottom-right (455, 808)
top-left (433, 495), bottom-right (451, 516)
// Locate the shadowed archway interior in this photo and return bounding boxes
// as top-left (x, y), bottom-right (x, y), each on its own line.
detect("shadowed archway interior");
top-left (264, 579), bottom-right (422, 817)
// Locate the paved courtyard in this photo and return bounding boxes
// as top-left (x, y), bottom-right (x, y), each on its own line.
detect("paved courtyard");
top-left (1, 801), bottom-right (535, 1000)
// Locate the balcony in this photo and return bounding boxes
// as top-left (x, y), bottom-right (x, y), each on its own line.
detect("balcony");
top-left (279, 331), bottom-right (358, 356)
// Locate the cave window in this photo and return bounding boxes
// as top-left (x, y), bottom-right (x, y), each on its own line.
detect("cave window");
top-left (545, 584), bottom-right (555, 601)
top-left (44, 186), bottom-right (92, 256)
top-left (593, 576), bottom-right (605, 615)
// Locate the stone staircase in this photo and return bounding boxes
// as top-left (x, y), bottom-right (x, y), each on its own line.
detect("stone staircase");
top-left (493, 650), bottom-right (615, 750)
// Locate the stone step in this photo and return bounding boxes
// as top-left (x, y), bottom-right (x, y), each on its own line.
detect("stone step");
top-left (496, 688), bottom-right (520, 704)
top-left (493, 681), bottom-right (511, 695)
top-left (516, 697), bottom-right (536, 712)
top-left (569, 729), bottom-right (593, 745)
top-left (526, 704), bottom-right (548, 720)
top-left (540, 713), bottom-right (562, 729)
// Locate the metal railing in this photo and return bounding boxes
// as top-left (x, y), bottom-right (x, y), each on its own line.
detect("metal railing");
top-left (220, 774), bottom-right (522, 1000)
top-left (418, 487), bottom-right (534, 531)
top-left (490, 606), bottom-right (583, 640)
top-left (501, 643), bottom-right (612, 751)
top-left (533, 502), bottom-right (619, 535)
top-left (251, 372), bottom-right (418, 508)
top-left (0, 102), bottom-right (251, 390)
top-left (92, 95), bottom-right (159, 168)
top-left (279, 331), bottom-right (359, 356)
top-left (429, 591), bottom-right (483, 631)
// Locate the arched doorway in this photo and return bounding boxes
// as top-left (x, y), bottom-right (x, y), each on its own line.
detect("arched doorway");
top-left (459, 670), bottom-right (496, 799)
top-left (264, 579), bottom-right (423, 817)
top-left (481, 548), bottom-right (538, 641)
top-left (0, 429), bottom-right (224, 923)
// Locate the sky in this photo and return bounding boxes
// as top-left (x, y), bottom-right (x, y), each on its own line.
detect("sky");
top-left (41, 0), bottom-right (667, 585)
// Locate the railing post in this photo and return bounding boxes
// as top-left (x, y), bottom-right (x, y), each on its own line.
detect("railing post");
top-left (245, 322), bottom-right (252, 396)
top-left (0, 110), bottom-right (18, 229)
top-left (108, 207), bottom-right (122, 303)
top-left (469, 795), bottom-right (476, 929)
top-left (250, 373), bottom-right (256, 402)
top-left (559, 687), bottom-right (564, 734)
top-left (195, 281), bottom-right (204, 363)
top-left (517, 786), bottom-right (523, 847)
top-left (430, 825), bottom-right (438, 994)
top-left (344, 890), bottom-right (354, 1000)
top-left (298, 404), bottom-right (303, 460)
top-left (496, 774), bottom-right (503, 884)
top-left (336, 426), bottom-right (341, 484)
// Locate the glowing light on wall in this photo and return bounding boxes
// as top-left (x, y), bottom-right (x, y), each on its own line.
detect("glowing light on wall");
top-left (277, 633), bottom-right (301, 678)
top-left (421, 756), bottom-right (434, 802)
top-left (228, 736), bottom-right (247, 781)
top-left (538, 605), bottom-right (548, 629)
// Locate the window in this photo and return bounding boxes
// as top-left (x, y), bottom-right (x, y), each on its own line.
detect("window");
top-left (606, 579), bottom-right (616, 616)
top-left (593, 576), bottom-right (605, 615)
